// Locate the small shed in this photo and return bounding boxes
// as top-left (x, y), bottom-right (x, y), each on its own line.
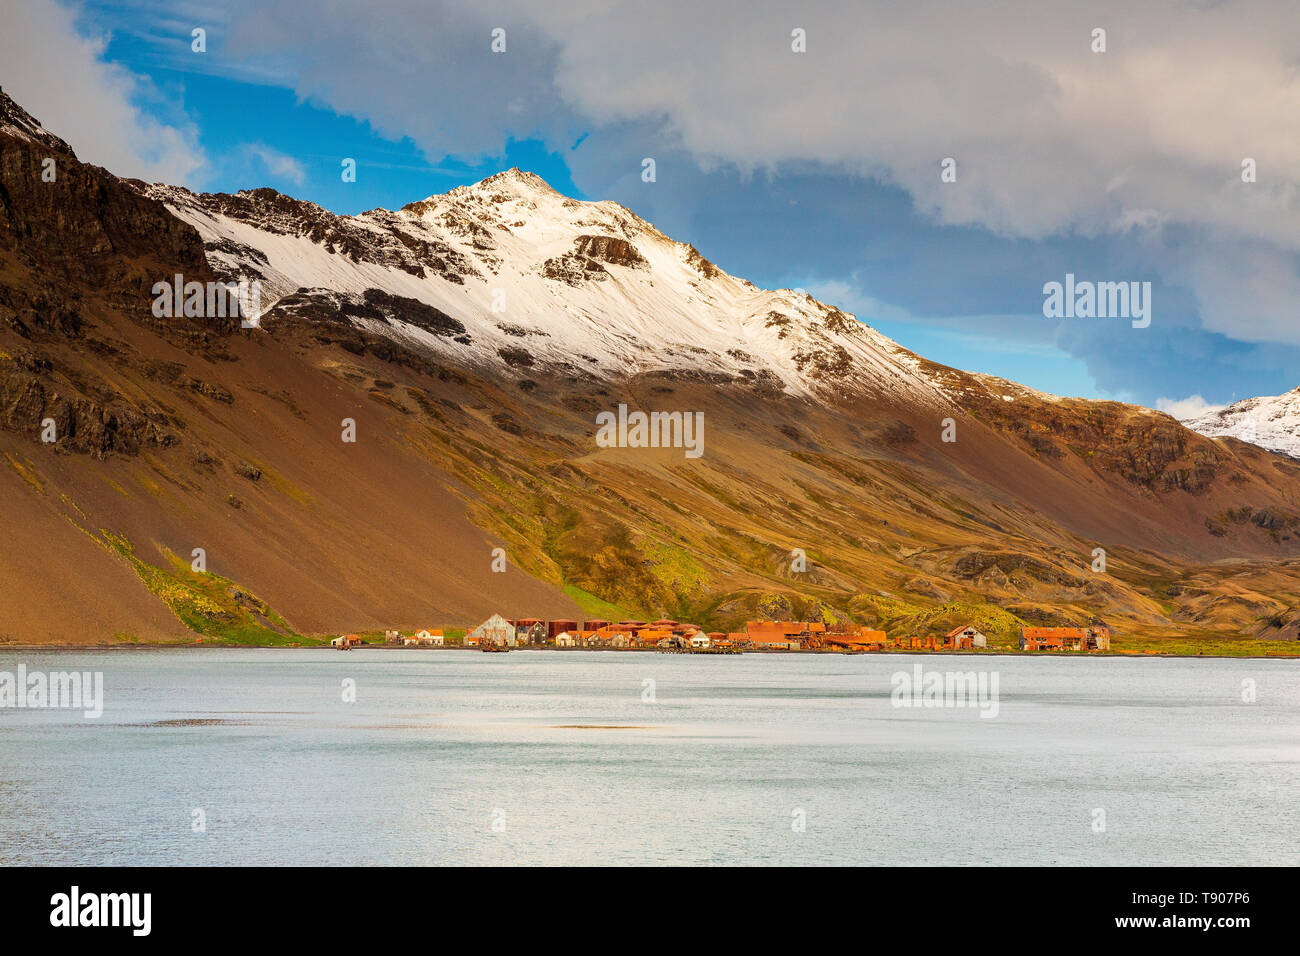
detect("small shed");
top-left (945, 624), bottom-right (987, 648)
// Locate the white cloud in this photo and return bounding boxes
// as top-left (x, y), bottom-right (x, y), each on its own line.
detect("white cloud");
top-left (224, 0), bottom-right (568, 162)
top-left (199, 0), bottom-right (1300, 348)
top-left (1179, 241), bottom-right (1300, 344)
top-left (0, 0), bottom-right (205, 184)
top-left (244, 143), bottom-right (306, 185)
top-left (1156, 395), bottom-right (1226, 420)
top-left (526, 1), bottom-right (1300, 245)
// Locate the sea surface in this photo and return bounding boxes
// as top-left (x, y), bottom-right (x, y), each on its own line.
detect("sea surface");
top-left (1, 648), bottom-right (1297, 865)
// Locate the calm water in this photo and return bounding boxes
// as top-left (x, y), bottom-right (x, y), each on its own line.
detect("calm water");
top-left (1, 649), bottom-right (1297, 865)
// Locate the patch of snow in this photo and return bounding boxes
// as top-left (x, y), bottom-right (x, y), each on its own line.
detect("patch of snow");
top-left (1181, 387), bottom-right (1300, 459)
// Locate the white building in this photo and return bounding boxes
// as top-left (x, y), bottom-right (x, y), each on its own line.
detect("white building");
top-left (469, 613), bottom-right (515, 647)
top-left (946, 625), bottom-right (987, 648)
top-left (555, 631), bottom-right (577, 647)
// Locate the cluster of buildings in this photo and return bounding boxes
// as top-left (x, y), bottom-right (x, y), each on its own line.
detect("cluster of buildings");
top-left (331, 629), bottom-right (444, 648)
top-left (465, 614), bottom-right (721, 649)
top-left (460, 616), bottom-right (938, 652)
top-left (398, 629), bottom-right (444, 646)
top-left (885, 624), bottom-right (1109, 652)
top-left (332, 619), bottom-right (1113, 654)
top-left (1019, 626), bottom-right (1111, 652)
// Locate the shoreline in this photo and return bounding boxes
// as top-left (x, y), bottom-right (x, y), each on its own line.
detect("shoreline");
top-left (0, 643), bottom-right (1296, 660)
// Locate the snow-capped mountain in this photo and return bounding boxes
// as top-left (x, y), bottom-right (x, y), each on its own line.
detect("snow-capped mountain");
top-left (140, 169), bottom-right (945, 405)
top-left (1181, 388), bottom-right (1300, 459)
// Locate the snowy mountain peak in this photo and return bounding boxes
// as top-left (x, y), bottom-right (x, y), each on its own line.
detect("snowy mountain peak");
top-left (141, 169), bottom-right (946, 406)
top-left (1181, 388), bottom-right (1300, 459)
top-left (470, 167), bottom-right (558, 194)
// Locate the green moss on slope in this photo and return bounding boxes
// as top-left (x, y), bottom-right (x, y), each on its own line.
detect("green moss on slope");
top-left (102, 531), bottom-right (313, 645)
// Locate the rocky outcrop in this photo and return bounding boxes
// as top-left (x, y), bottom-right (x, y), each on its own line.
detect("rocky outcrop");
top-left (1, 92), bottom-right (234, 358)
top-left (756, 592), bottom-right (795, 620)
top-left (541, 251), bottom-right (609, 286)
top-left (939, 365), bottom-right (1233, 493)
top-left (684, 244), bottom-right (719, 279)
top-left (268, 287), bottom-right (466, 337)
top-left (954, 550), bottom-right (1077, 587)
top-left (0, 285), bottom-right (83, 339)
top-left (1255, 607), bottom-right (1300, 641)
top-left (262, 288), bottom-right (472, 372)
top-left (1, 134), bottom-right (207, 290)
top-left (541, 236), bottom-right (647, 286)
top-left (0, 350), bottom-right (177, 457)
top-left (793, 344), bottom-right (853, 378)
top-left (573, 235), bottom-right (647, 268)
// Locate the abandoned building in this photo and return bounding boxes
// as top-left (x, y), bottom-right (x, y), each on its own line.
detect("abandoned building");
top-left (1020, 626), bottom-right (1111, 652)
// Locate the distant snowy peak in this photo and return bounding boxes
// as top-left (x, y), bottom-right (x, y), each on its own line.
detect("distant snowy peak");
top-left (138, 168), bottom-right (946, 405)
top-left (1181, 387), bottom-right (1300, 458)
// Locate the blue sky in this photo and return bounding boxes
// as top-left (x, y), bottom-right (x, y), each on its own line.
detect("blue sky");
top-left (9, 0), bottom-right (1300, 413)
top-left (75, 12), bottom-right (590, 212)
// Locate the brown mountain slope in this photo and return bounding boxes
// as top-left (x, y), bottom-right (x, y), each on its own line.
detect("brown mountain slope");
top-left (2, 88), bottom-right (1300, 645)
top-left (0, 90), bottom-right (580, 641)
